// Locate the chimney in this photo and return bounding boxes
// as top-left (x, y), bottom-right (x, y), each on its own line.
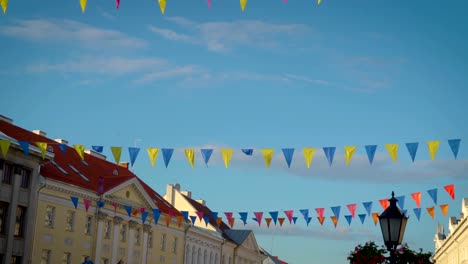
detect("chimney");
top-left (54, 139), bottom-right (68, 145)
top-left (84, 149), bottom-right (107, 160)
top-left (181, 191), bottom-right (192, 198)
top-left (196, 199), bottom-right (206, 206)
top-left (32, 130), bottom-right (47, 137)
top-left (0, 115), bottom-right (13, 124)
top-left (119, 162), bottom-right (129, 169)
top-left (174, 183), bottom-right (181, 191)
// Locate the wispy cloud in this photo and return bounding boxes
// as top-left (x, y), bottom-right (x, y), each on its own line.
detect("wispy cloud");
top-left (0, 19), bottom-right (146, 48)
top-left (148, 17), bottom-right (310, 52)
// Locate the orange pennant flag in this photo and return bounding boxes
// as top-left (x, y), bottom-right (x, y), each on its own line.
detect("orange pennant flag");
top-left (278, 218), bottom-right (285, 226)
top-left (177, 215), bottom-right (183, 227)
top-left (411, 192), bottom-right (422, 208)
top-left (132, 208), bottom-right (138, 216)
top-left (440, 204), bottom-right (449, 217)
top-left (265, 218), bottom-right (272, 228)
top-left (379, 199), bottom-right (389, 210)
top-left (216, 217), bottom-right (222, 227)
top-left (317, 216), bottom-right (325, 225)
top-left (427, 206), bottom-right (435, 219)
top-left (331, 216), bottom-right (338, 228)
top-left (228, 218), bottom-right (235, 228)
top-left (165, 214), bottom-right (172, 227)
top-left (372, 213), bottom-right (380, 226)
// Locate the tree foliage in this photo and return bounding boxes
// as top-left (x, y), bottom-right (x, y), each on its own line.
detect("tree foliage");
top-left (347, 241), bottom-right (434, 264)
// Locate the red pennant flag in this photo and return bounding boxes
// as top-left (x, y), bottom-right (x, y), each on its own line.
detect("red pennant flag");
top-left (278, 218), bottom-right (285, 226)
top-left (116, 0), bottom-right (120, 8)
top-left (140, 207), bottom-right (146, 213)
top-left (317, 216), bottom-right (325, 225)
top-left (346, 204), bottom-right (357, 218)
top-left (411, 192), bottom-right (422, 208)
top-left (331, 216), bottom-right (338, 228)
top-left (225, 212), bottom-right (233, 222)
top-left (83, 199), bottom-right (91, 213)
top-left (379, 199), bottom-right (389, 210)
top-left (372, 213), bottom-right (379, 226)
top-left (440, 204), bottom-right (449, 217)
top-left (315, 208), bottom-right (325, 218)
top-left (112, 202), bottom-right (118, 213)
top-left (196, 211), bottom-right (204, 221)
top-left (444, 184), bottom-right (455, 200)
top-left (254, 212), bottom-right (263, 227)
top-left (265, 218), bottom-right (272, 228)
top-left (228, 218), bottom-right (235, 228)
top-left (216, 217), bottom-right (222, 227)
top-left (284, 210), bottom-right (294, 224)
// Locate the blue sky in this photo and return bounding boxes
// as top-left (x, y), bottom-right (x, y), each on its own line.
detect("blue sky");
top-left (1, 0), bottom-right (468, 263)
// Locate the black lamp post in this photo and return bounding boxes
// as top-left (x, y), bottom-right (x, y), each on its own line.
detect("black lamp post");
top-left (378, 191), bottom-right (408, 264)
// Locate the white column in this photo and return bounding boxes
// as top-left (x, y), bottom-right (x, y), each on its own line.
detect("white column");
top-left (5, 169), bottom-right (21, 264)
top-left (111, 216), bottom-right (123, 264)
top-left (141, 224), bottom-right (151, 264)
top-left (127, 220), bottom-right (137, 264)
top-left (94, 212), bottom-right (108, 264)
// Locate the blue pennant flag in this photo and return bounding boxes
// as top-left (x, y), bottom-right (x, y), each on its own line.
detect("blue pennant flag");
top-left (203, 216), bottom-right (210, 226)
top-left (181, 211), bottom-right (189, 222)
top-left (396, 196), bottom-right (405, 210)
top-left (58, 143), bottom-right (67, 153)
top-left (128, 147), bottom-right (140, 167)
top-left (331, 206), bottom-right (341, 219)
top-left (413, 208), bottom-right (421, 221)
top-left (241, 149), bottom-right (253, 156)
top-left (448, 139), bottom-right (461, 159)
top-left (97, 201), bottom-right (105, 208)
top-left (281, 148), bottom-right (295, 168)
top-left (239, 212), bottom-right (248, 225)
top-left (292, 216), bottom-right (298, 224)
top-left (323, 147), bottom-right (336, 167)
top-left (142, 211), bottom-right (149, 224)
top-left (363, 202), bottom-right (373, 216)
top-left (365, 145), bottom-right (377, 164)
top-left (124, 206), bottom-right (132, 217)
top-left (201, 149), bottom-right (213, 167)
top-left (211, 212), bottom-right (218, 221)
top-left (299, 209), bottom-right (309, 220)
top-left (189, 215), bottom-right (197, 225)
top-left (428, 189), bottom-right (438, 205)
top-left (345, 215), bottom-right (352, 226)
top-left (70, 196), bottom-right (79, 209)
top-left (405, 142), bottom-right (419, 162)
top-left (19, 141), bottom-right (29, 156)
top-left (358, 214), bottom-right (366, 224)
top-left (162, 148), bottom-right (174, 168)
top-left (92, 146), bottom-right (103, 153)
top-left (306, 217), bottom-right (312, 226)
top-left (153, 209), bottom-right (161, 224)
top-left (269, 211), bottom-right (278, 225)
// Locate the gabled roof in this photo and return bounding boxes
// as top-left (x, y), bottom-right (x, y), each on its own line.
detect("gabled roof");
top-left (0, 119), bottom-right (179, 216)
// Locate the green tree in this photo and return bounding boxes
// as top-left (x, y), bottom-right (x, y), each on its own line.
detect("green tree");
top-left (348, 241), bottom-right (434, 264)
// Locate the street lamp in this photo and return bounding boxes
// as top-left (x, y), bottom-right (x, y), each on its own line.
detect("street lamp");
top-left (379, 191), bottom-right (408, 264)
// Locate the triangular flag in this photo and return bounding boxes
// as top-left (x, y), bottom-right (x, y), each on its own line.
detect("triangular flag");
top-left (158, 0), bottom-right (166, 14)
top-left (261, 149), bottom-right (274, 168)
top-left (203, 216), bottom-right (210, 226)
top-left (110, 147), bottom-right (122, 164)
top-left (201, 149), bottom-right (213, 167)
top-left (97, 201), bottom-right (105, 208)
top-left (427, 206), bottom-right (435, 219)
top-left (379, 199), bottom-right (389, 210)
top-left (306, 217), bottom-right (312, 226)
top-left (318, 0), bottom-right (322, 5)
top-left (228, 218), bottom-right (235, 228)
top-left (83, 199), bottom-right (91, 213)
top-left (269, 211), bottom-right (278, 225)
top-left (196, 211), bottom-right (204, 221)
top-left (284, 210), bottom-right (294, 224)
top-left (299, 209), bottom-right (309, 220)
top-left (142, 211), bottom-right (149, 224)
top-left (124, 206), bottom-right (132, 217)
top-left (221, 149), bottom-right (233, 168)
top-left (224, 212), bottom-right (233, 222)
top-left (0, 140), bottom-right (10, 158)
top-left (427, 141), bottom-right (440, 160)
top-left (345, 215), bottom-right (352, 226)
top-left (207, 0), bottom-right (211, 8)
top-left (396, 196), bottom-right (405, 210)
top-left (189, 215), bottom-right (197, 225)
top-left (58, 143), bottom-right (67, 153)
top-left (405, 142), bottom-right (419, 162)
top-left (140, 207), bottom-right (146, 213)
top-left (444, 184), bottom-right (455, 200)
top-left (317, 216), bottom-right (325, 225)
top-left (147, 148), bottom-right (159, 167)
top-left (292, 216), bottom-right (298, 224)
top-left (331, 216), bottom-right (338, 228)
top-left (278, 218), bottom-right (285, 226)
top-left (184, 149), bottom-right (195, 168)
top-left (254, 212), bottom-right (263, 227)
top-left (331, 206), bottom-right (340, 219)
top-left (181, 211), bottom-right (189, 222)
top-left (80, 0), bottom-right (87, 13)
top-left (211, 212), bottom-right (218, 222)
top-left (1, 0), bottom-right (8, 13)
top-left (241, 149), bottom-right (253, 156)
top-left (240, 0), bottom-right (247, 12)
top-left (112, 203), bottom-right (118, 213)
top-left (363, 202), bottom-right (372, 216)
top-left (315, 208), bottom-right (324, 218)
top-left (132, 208), bottom-right (139, 217)
top-left (19, 141), bottom-right (29, 156)
top-left (162, 148), bottom-right (173, 168)
top-left (239, 212), bottom-right (248, 225)
top-left (344, 146), bottom-right (356, 166)
top-left (116, 0), bottom-right (120, 8)
top-left (358, 214), bottom-right (366, 224)
top-left (216, 217), bottom-right (222, 227)
top-left (448, 139), bottom-right (461, 159)
top-left (440, 204), bottom-right (449, 217)
top-left (35, 142), bottom-right (48, 159)
top-left (165, 214), bottom-right (172, 227)
top-left (365, 145), bottom-right (377, 164)
top-left (427, 189), bottom-right (438, 205)
top-left (385, 144), bottom-right (398, 163)
top-left (323, 147), bottom-right (336, 167)
top-left (346, 204), bottom-right (356, 218)
top-left (411, 192), bottom-right (421, 208)
top-left (92, 146), bottom-right (103, 153)
top-left (128, 147), bottom-right (140, 167)
top-left (73, 145), bottom-right (85, 160)
top-left (265, 218), bottom-right (272, 228)
top-left (372, 213), bottom-right (379, 225)
top-left (177, 215), bottom-right (183, 227)
top-left (302, 148), bottom-right (315, 168)
top-left (282, 148), bottom-right (294, 168)
top-left (413, 208), bottom-right (421, 221)
top-left (70, 196), bottom-right (79, 209)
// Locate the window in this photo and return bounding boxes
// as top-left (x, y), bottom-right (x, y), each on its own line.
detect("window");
top-left (65, 211), bottom-right (74, 231)
top-left (104, 220), bottom-right (112, 239)
top-left (135, 228), bottom-right (141, 245)
top-left (62, 253), bottom-right (71, 264)
top-left (20, 168), bottom-right (31, 189)
top-left (172, 237), bottom-right (178, 254)
top-left (120, 224), bottom-right (127, 242)
top-left (44, 206), bottom-right (55, 227)
top-left (101, 258), bottom-right (109, 264)
top-left (160, 233), bottom-right (167, 251)
top-left (41, 250), bottom-right (51, 264)
top-left (2, 162), bottom-right (13, 184)
top-left (14, 206), bottom-right (26, 237)
top-left (68, 165), bottom-right (90, 182)
top-left (148, 231), bottom-right (153, 248)
top-left (50, 160), bottom-right (68, 175)
top-left (0, 201), bottom-right (8, 234)
top-left (85, 216), bottom-right (93, 235)
top-left (11, 256), bottom-right (22, 264)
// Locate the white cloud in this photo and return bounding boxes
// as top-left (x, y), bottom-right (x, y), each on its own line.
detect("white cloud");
top-left (135, 65), bottom-right (207, 83)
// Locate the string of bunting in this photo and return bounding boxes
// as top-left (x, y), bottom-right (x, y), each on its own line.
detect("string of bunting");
top-left (68, 184), bottom-right (456, 229)
top-left (0, 139), bottom-right (462, 169)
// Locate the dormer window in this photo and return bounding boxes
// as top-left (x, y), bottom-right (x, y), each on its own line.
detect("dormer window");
top-left (113, 170), bottom-right (118, 176)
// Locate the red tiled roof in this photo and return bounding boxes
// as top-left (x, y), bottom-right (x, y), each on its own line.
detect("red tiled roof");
top-left (0, 119), bottom-right (179, 216)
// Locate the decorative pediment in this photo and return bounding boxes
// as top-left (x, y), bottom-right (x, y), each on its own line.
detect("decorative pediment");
top-left (104, 178), bottom-right (156, 209)
top-left (241, 232), bottom-right (260, 252)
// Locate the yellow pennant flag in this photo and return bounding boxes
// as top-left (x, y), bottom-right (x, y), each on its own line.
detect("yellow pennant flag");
top-left (73, 144), bottom-right (85, 160)
top-left (344, 146), bottom-right (356, 166)
top-left (158, 0), bottom-right (166, 15)
top-left (440, 204), bottom-right (448, 217)
top-left (35, 142), bottom-right (48, 159)
top-left (1, 0), bottom-right (8, 14)
top-left (184, 148), bottom-right (195, 168)
top-left (240, 0), bottom-right (247, 12)
top-left (221, 148), bottom-right (233, 168)
top-left (147, 148), bottom-right (159, 167)
top-left (372, 213), bottom-right (380, 226)
top-left (111, 147), bottom-right (122, 164)
top-left (261, 149), bottom-right (274, 168)
top-left (0, 140), bottom-right (10, 158)
top-left (427, 206), bottom-right (435, 219)
top-left (384, 144), bottom-right (398, 163)
top-left (318, 0), bottom-right (322, 5)
top-left (302, 148), bottom-right (315, 168)
top-left (427, 140), bottom-right (440, 160)
top-left (330, 216), bottom-right (338, 228)
top-left (80, 0), bottom-right (87, 13)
